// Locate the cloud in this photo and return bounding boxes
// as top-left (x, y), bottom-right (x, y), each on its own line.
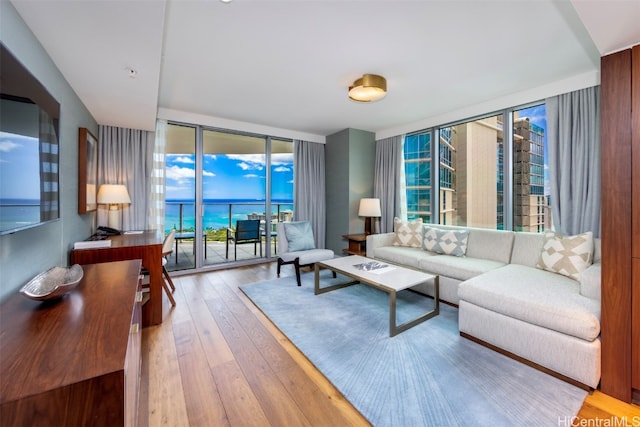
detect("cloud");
top-left (0, 140), bottom-right (20, 152)
top-left (166, 165), bottom-right (195, 182)
top-left (243, 173), bottom-right (260, 179)
top-left (203, 170), bottom-right (215, 177)
top-left (273, 165), bottom-right (291, 172)
top-left (171, 155), bottom-right (194, 164)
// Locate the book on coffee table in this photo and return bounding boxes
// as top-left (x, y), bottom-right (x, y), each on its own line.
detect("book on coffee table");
top-left (353, 261), bottom-right (395, 274)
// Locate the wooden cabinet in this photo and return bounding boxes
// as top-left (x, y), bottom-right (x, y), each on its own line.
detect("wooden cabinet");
top-left (600, 43), bottom-right (640, 402)
top-left (343, 233), bottom-right (367, 256)
top-left (0, 260), bottom-right (143, 426)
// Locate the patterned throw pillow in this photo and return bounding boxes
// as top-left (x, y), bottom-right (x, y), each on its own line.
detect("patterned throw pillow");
top-left (422, 226), bottom-right (469, 257)
top-left (284, 221), bottom-right (316, 252)
top-left (392, 217), bottom-right (423, 248)
top-left (536, 231), bottom-right (594, 281)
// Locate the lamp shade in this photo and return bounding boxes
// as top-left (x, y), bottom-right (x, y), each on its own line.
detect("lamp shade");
top-left (349, 74), bottom-right (387, 102)
top-left (97, 184), bottom-right (131, 205)
top-left (359, 198), bottom-right (381, 217)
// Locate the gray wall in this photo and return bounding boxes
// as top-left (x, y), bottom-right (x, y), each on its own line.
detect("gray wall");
top-left (325, 128), bottom-right (375, 254)
top-left (0, 1), bottom-right (97, 302)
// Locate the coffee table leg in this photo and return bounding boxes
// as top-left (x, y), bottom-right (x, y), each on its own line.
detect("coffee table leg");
top-left (314, 264), bottom-right (358, 295)
top-left (389, 275), bottom-right (440, 337)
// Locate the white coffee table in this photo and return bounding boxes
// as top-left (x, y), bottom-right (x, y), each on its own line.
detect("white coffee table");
top-left (314, 255), bottom-right (439, 337)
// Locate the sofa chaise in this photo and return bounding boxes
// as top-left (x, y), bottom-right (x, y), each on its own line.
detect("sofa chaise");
top-left (366, 221), bottom-right (601, 389)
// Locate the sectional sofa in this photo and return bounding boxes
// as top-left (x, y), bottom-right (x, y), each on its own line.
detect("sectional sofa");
top-left (366, 221), bottom-right (601, 389)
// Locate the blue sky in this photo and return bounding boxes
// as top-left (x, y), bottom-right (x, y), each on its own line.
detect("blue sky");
top-left (165, 152), bottom-right (293, 201)
top-left (0, 131), bottom-right (40, 200)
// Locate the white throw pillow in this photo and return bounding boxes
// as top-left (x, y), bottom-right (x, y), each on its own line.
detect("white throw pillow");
top-left (422, 226), bottom-right (469, 257)
top-left (536, 231), bottom-right (593, 281)
top-left (392, 217), bottom-right (423, 248)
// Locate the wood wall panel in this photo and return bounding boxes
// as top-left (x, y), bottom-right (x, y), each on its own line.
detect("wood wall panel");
top-left (633, 259), bottom-right (640, 390)
top-left (600, 49), bottom-right (633, 402)
top-left (633, 45), bottom-right (640, 259)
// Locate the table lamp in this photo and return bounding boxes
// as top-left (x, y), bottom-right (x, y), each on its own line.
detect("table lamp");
top-left (359, 198), bottom-right (382, 235)
top-left (97, 184), bottom-right (131, 230)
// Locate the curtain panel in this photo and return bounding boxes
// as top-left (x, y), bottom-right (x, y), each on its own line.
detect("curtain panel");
top-left (293, 140), bottom-right (327, 248)
top-left (546, 85), bottom-right (601, 237)
top-left (148, 120), bottom-right (167, 232)
top-left (374, 135), bottom-right (404, 233)
top-left (98, 125), bottom-right (155, 231)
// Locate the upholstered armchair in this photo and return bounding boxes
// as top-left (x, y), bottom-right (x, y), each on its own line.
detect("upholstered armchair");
top-left (276, 221), bottom-right (334, 286)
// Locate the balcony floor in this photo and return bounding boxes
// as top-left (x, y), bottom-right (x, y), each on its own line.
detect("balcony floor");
top-left (166, 238), bottom-right (278, 271)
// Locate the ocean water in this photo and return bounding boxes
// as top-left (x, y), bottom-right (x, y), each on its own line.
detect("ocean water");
top-left (0, 199), bottom-right (40, 232)
top-left (165, 199), bottom-right (293, 233)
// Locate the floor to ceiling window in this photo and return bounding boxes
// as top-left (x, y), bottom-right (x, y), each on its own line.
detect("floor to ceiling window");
top-left (440, 114), bottom-right (503, 229)
top-left (404, 132), bottom-right (432, 222)
top-left (164, 123), bottom-right (293, 271)
top-left (403, 102), bottom-right (547, 232)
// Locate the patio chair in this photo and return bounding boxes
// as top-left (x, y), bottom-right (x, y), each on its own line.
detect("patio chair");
top-left (276, 221), bottom-right (334, 286)
top-left (226, 219), bottom-right (262, 260)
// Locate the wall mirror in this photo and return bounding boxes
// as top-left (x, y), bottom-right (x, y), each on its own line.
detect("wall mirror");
top-left (78, 127), bottom-right (98, 214)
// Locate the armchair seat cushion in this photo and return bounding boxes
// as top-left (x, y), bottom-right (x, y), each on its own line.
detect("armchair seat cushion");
top-left (279, 249), bottom-right (334, 265)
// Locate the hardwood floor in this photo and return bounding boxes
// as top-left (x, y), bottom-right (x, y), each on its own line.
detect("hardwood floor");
top-left (139, 262), bottom-right (640, 426)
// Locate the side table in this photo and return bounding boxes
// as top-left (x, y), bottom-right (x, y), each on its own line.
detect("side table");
top-left (342, 233), bottom-right (367, 256)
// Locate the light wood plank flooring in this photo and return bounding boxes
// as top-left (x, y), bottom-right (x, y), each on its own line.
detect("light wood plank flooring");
top-left (139, 262), bottom-right (640, 426)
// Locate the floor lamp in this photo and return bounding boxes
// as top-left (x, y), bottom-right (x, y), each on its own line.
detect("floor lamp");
top-left (97, 184), bottom-right (131, 231)
top-left (359, 198), bottom-right (382, 235)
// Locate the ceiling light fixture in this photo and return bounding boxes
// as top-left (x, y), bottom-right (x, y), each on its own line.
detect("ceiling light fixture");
top-left (348, 74), bottom-right (387, 102)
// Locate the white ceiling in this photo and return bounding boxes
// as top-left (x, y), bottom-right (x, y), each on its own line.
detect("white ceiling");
top-left (9, 0), bottom-right (640, 137)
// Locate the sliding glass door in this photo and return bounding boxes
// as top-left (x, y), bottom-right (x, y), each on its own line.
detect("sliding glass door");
top-left (164, 123), bottom-right (293, 271)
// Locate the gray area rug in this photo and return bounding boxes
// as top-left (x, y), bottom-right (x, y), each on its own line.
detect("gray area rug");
top-left (240, 271), bottom-right (587, 426)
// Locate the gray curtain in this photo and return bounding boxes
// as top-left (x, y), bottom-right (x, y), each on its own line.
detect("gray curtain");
top-left (374, 135), bottom-right (404, 233)
top-left (293, 140), bottom-right (327, 248)
top-left (98, 125), bottom-right (155, 231)
top-left (546, 85), bottom-right (600, 237)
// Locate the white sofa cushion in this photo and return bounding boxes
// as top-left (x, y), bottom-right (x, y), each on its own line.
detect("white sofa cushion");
top-left (536, 231), bottom-right (594, 281)
top-left (458, 264), bottom-right (601, 341)
top-left (465, 228), bottom-right (515, 263)
top-left (511, 232), bottom-right (544, 267)
top-left (419, 255), bottom-right (506, 282)
top-left (372, 246), bottom-right (435, 269)
top-left (580, 263), bottom-right (601, 301)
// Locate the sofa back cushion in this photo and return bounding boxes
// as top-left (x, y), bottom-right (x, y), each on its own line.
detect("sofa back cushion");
top-left (511, 232), bottom-right (545, 267)
top-left (465, 228), bottom-right (514, 263)
top-left (422, 225), bottom-right (514, 263)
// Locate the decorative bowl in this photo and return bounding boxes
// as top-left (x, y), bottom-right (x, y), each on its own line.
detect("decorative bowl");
top-left (20, 264), bottom-right (84, 301)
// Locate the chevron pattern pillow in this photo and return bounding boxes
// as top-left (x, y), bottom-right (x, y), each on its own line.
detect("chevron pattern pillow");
top-left (392, 217), bottom-right (423, 248)
top-left (536, 231), bottom-right (593, 281)
top-left (422, 226), bottom-right (469, 257)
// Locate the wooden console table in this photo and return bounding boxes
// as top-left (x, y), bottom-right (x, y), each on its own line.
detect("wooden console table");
top-left (0, 260), bottom-right (142, 427)
top-left (70, 230), bottom-right (163, 326)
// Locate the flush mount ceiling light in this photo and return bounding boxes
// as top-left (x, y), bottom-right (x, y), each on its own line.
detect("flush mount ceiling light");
top-left (348, 74), bottom-right (387, 102)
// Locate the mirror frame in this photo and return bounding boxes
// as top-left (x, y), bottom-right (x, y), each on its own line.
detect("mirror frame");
top-left (78, 127), bottom-right (98, 214)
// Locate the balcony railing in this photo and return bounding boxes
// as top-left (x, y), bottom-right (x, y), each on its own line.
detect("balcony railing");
top-left (164, 201), bottom-right (293, 270)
